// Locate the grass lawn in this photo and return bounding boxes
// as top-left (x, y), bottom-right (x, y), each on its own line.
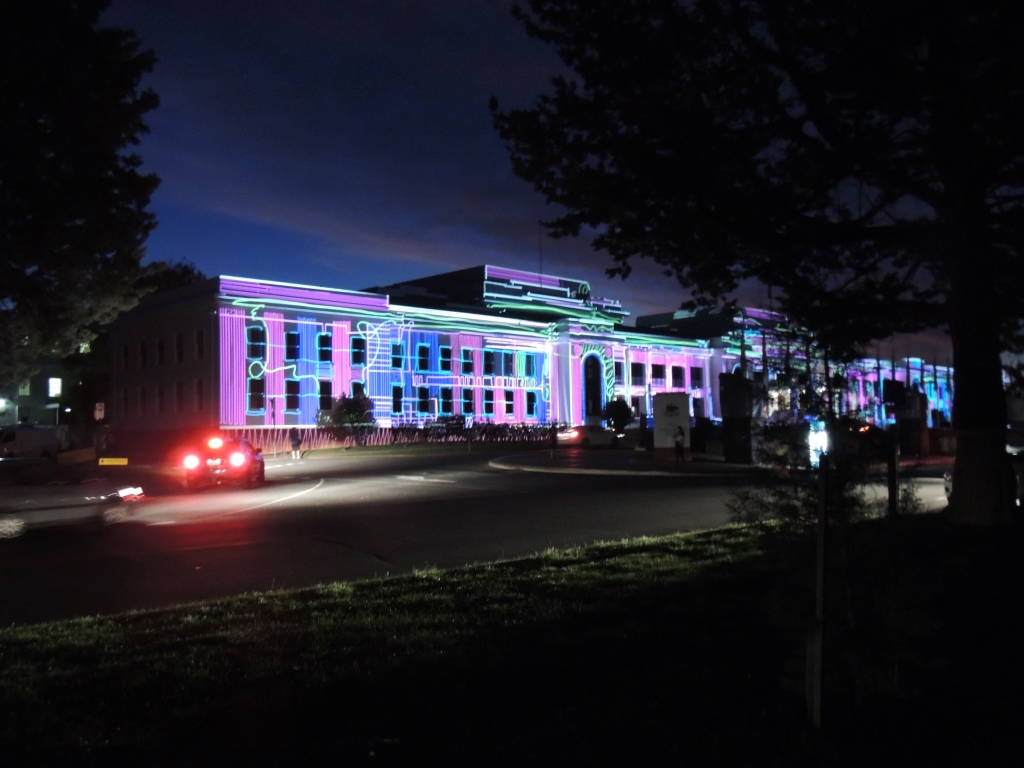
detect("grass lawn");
top-left (1, 516), bottom-right (1020, 766)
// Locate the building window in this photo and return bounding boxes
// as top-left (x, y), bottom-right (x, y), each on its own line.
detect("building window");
top-left (461, 349), bottom-right (474, 374)
top-left (392, 385), bottom-right (403, 414)
top-left (416, 343), bottom-right (430, 372)
top-left (630, 362), bottom-right (646, 386)
top-left (351, 381), bottom-right (365, 397)
top-left (651, 364), bottom-right (666, 385)
top-left (157, 338), bottom-right (166, 365)
top-left (503, 352), bottom-right (514, 376)
top-left (317, 333), bottom-right (332, 362)
top-left (248, 378), bottom-right (265, 412)
top-left (505, 390), bottom-right (515, 415)
top-left (484, 389), bottom-right (494, 415)
top-left (524, 354), bottom-right (536, 378)
top-left (175, 381), bottom-right (183, 412)
top-left (483, 350), bottom-right (495, 375)
top-left (285, 379), bottom-right (300, 411)
top-left (690, 366), bottom-right (704, 389)
top-left (18, 380), bottom-right (30, 396)
top-left (139, 342), bottom-right (147, 369)
top-left (196, 330), bottom-right (205, 361)
top-left (246, 326), bottom-right (266, 360)
top-left (196, 379), bottom-right (205, 411)
top-left (526, 391), bottom-right (538, 417)
top-left (175, 334), bottom-right (184, 363)
top-left (47, 377), bottom-right (62, 397)
top-left (461, 388), bottom-right (474, 414)
top-left (439, 346), bottom-right (452, 373)
top-left (157, 384), bottom-right (165, 413)
top-left (440, 387), bottom-right (453, 414)
top-left (614, 361), bottom-right (624, 385)
top-left (672, 366), bottom-right (684, 388)
top-left (285, 331), bottom-right (300, 362)
top-left (319, 380), bottom-right (333, 412)
top-left (418, 386), bottom-right (430, 414)
top-left (392, 342), bottom-right (404, 369)
top-left (351, 336), bottom-right (366, 366)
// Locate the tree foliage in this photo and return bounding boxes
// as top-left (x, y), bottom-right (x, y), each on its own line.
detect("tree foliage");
top-left (493, 0), bottom-right (1024, 524)
top-left (602, 396), bottom-right (634, 434)
top-left (1, 0), bottom-right (160, 389)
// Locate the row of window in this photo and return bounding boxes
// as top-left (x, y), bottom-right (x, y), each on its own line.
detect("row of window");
top-left (393, 386), bottom-right (540, 417)
top-left (123, 332), bottom-right (205, 370)
top-left (123, 380), bottom-right (205, 415)
top-left (613, 362), bottom-right (704, 388)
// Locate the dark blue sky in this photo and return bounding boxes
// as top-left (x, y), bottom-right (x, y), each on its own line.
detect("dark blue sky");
top-left (101, 0), bottom-right (949, 361)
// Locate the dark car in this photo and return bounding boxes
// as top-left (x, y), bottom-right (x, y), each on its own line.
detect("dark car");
top-left (0, 476), bottom-right (142, 538)
top-left (183, 436), bottom-right (265, 491)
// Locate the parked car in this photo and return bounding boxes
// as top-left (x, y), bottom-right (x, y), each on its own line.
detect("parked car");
top-left (0, 424), bottom-right (60, 460)
top-left (183, 436), bottom-right (265, 491)
top-left (556, 424), bottom-right (618, 448)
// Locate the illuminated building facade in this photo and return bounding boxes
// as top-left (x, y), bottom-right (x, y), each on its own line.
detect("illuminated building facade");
top-left (109, 266), bottom-right (716, 440)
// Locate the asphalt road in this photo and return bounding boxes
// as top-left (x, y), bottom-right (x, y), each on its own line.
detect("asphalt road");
top-left (0, 451), bottom-right (948, 627)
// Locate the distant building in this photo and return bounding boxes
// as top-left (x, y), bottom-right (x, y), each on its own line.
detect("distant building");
top-left (106, 265), bottom-right (953, 446)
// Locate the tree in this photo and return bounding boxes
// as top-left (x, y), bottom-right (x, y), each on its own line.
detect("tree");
top-left (1, 0), bottom-right (160, 390)
top-left (602, 396), bottom-right (634, 434)
top-left (492, 0), bottom-right (1024, 525)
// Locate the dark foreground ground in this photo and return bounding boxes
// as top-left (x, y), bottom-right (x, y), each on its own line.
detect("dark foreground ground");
top-left (1, 514), bottom-right (1020, 767)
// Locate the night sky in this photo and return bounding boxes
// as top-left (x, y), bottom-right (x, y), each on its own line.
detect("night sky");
top-left (101, 0), bottom-right (950, 362)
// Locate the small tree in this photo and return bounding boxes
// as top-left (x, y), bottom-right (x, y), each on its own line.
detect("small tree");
top-left (602, 397), bottom-right (634, 434)
top-left (328, 394), bottom-right (376, 444)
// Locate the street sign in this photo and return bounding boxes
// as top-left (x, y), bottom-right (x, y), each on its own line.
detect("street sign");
top-left (94, 402), bottom-right (105, 421)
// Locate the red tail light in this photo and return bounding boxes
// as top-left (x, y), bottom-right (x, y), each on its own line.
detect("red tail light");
top-left (183, 454), bottom-right (200, 470)
top-left (229, 451), bottom-right (246, 467)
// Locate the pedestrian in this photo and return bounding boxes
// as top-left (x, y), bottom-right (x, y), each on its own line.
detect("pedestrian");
top-left (289, 427), bottom-right (302, 459)
top-left (674, 425), bottom-right (686, 467)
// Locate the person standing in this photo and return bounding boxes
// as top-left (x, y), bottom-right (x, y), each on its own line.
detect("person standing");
top-left (289, 427), bottom-right (302, 459)
top-left (674, 425), bottom-right (686, 467)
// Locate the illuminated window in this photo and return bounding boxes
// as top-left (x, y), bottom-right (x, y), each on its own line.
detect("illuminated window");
top-left (18, 380), bottom-right (30, 396)
top-left (524, 354), bottom-right (536, 378)
top-left (461, 348), bottom-right (474, 374)
top-left (351, 336), bottom-right (366, 365)
top-left (248, 378), bottom-right (265, 412)
top-left (392, 342), bottom-right (404, 369)
top-left (392, 385), bottom-right (403, 414)
top-left (484, 389), bottom-right (494, 415)
top-left (416, 344), bottom-right (430, 372)
top-left (440, 387), bottom-right (453, 414)
top-left (690, 366), bottom-right (703, 389)
top-left (175, 334), bottom-right (184, 363)
top-left (351, 381), bottom-right (365, 397)
top-left (440, 346), bottom-right (452, 373)
top-left (417, 386), bottom-right (430, 413)
top-left (651, 364), bottom-right (666, 385)
top-left (630, 362), bottom-right (645, 385)
top-left (139, 342), bottom-right (147, 369)
top-left (195, 330), bottom-right (205, 361)
top-left (285, 379), bottom-right (300, 411)
top-left (47, 377), bottom-right (62, 397)
top-left (317, 333), bottom-right (332, 362)
top-left (484, 350), bottom-right (495, 375)
top-left (285, 331), bottom-right (300, 362)
top-left (672, 366), bottom-right (684, 388)
top-left (614, 361), bottom-right (624, 385)
top-left (196, 379), bottom-right (205, 411)
top-left (526, 391), bottom-right (538, 417)
top-left (157, 338), bottom-right (166, 365)
top-left (175, 381), bottom-right (184, 412)
top-left (504, 390), bottom-right (515, 415)
top-left (246, 326), bottom-right (266, 360)
top-left (319, 380), bottom-right (333, 411)
top-left (461, 388), bottom-right (474, 414)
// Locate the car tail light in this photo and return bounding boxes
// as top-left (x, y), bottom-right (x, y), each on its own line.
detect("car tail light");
top-left (207, 437), bottom-right (224, 449)
top-left (229, 451), bottom-right (246, 467)
top-left (183, 454), bottom-right (200, 470)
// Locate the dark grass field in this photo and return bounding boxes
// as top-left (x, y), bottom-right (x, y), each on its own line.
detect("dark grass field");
top-left (1, 515), bottom-right (1020, 767)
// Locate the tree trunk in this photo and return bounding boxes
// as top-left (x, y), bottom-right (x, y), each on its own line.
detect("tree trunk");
top-left (946, 247), bottom-right (1014, 526)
